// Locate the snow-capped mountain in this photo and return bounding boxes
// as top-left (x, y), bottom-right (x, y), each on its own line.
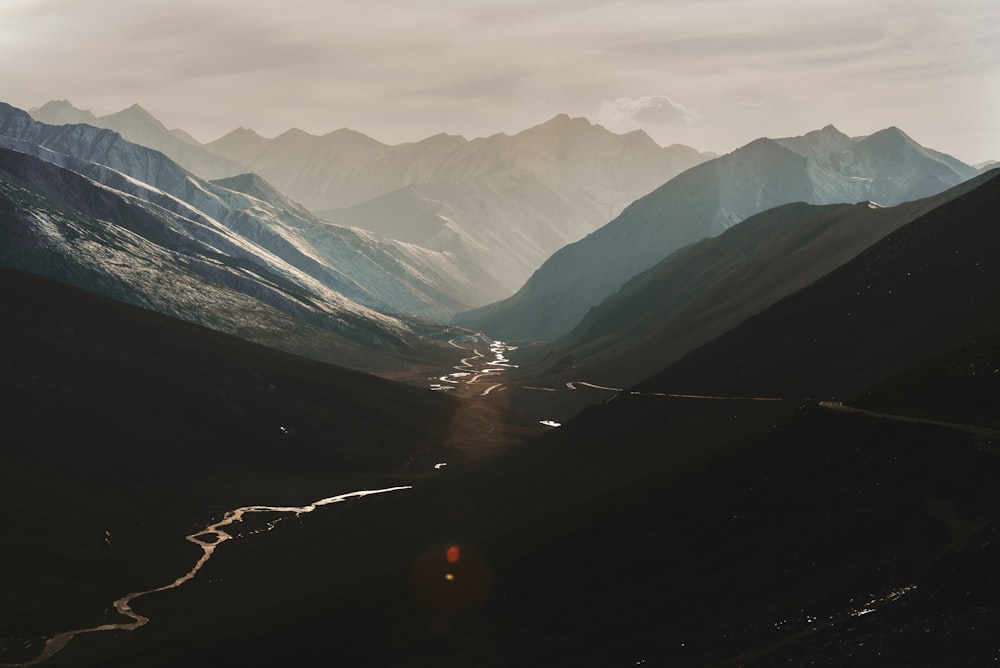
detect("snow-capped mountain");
top-left (0, 142), bottom-right (428, 370)
top-left (2, 102), bottom-right (494, 319)
top-left (455, 125), bottom-right (979, 340)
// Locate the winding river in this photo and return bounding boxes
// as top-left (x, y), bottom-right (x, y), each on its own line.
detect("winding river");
top-left (1, 486), bottom-right (411, 667)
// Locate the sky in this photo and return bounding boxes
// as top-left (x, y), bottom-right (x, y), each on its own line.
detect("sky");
top-left (2, 0), bottom-right (998, 164)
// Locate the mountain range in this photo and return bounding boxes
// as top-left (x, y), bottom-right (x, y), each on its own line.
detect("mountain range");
top-left (455, 124), bottom-right (979, 340)
top-left (29, 101), bottom-right (713, 300)
top-left (0, 102), bottom-right (495, 372)
top-left (29, 99), bottom-right (245, 180)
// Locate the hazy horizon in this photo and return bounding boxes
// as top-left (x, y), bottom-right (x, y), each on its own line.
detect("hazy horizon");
top-left (2, 0), bottom-right (998, 164)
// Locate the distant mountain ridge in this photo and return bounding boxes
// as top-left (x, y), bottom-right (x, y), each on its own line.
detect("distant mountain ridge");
top-left (455, 124), bottom-right (979, 340)
top-left (318, 115), bottom-right (713, 295)
top-left (29, 101), bottom-right (713, 300)
top-left (30, 99), bottom-right (245, 179)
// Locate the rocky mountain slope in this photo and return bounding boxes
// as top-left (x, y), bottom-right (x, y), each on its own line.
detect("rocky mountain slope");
top-left (3, 102), bottom-right (492, 321)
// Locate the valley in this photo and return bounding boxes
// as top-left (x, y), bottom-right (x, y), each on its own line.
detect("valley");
top-left (2, 96), bottom-right (999, 666)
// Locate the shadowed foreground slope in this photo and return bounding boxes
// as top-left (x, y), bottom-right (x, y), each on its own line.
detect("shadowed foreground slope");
top-left (0, 268), bottom-right (530, 661)
top-left (23, 175), bottom-right (1000, 666)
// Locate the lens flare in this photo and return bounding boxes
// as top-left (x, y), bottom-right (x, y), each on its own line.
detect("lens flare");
top-left (414, 543), bottom-right (492, 614)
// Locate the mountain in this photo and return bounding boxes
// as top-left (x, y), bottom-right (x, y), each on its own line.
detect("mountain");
top-left (0, 103), bottom-right (497, 376)
top-left (209, 113), bottom-right (709, 212)
top-left (206, 125), bottom-right (391, 209)
top-left (30, 102), bottom-right (711, 303)
top-left (0, 142), bottom-right (436, 372)
top-left (28, 99), bottom-right (98, 125)
top-left (29, 99), bottom-right (245, 180)
top-left (10, 170), bottom-right (999, 667)
top-left (642, 167), bottom-right (1000, 399)
top-left (517, 170), bottom-right (997, 410)
top-left (2, 102), bottom-right (494, 320)
top-left (216, 114), bottom-right (713, 297)
top-left (455, 125), bottom-right (979, 340)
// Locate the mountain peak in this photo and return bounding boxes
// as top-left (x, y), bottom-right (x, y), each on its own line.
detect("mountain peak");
top-left (868, 126), bottom-right (912, 141)
top-left (32, 99), bottom-right (84, 113)
top-left (233, 126), bottom-right (262, 137)
top-left (275, 127), bottom-right (320, 142)
top-left (856, 126), bottom-right (919, 153)
top-left (774, 124), bottom-right (855, 159)
top-left (104, 103), bottom-right (166, 130)
top-left (28, 99), bottom-right (98, 126)
top-left (320, 127), bottom-right (387, 148)
top-left (204, 126), bottom-right (266, 150)
top-left (516, 114), bottom-right (602, 144)
top-left (546, 113), bottom-right (592, 127)
top-left (115, 102), bottom-right (154, 117)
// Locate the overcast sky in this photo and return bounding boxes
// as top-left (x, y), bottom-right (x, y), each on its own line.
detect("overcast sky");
top-left (2, 0), bottom-right (997, 163)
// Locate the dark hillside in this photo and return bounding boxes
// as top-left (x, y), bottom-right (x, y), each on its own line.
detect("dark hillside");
top-left (40, 173), bottom-right (1000, 667)
top-left (4, 170), bottom-right (998, 666)
top-left (641, 170), bottom-right (1000, 400)
top-left (0, 268), bottom-right (528, 647)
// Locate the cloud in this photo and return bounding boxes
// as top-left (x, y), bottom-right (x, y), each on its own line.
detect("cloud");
top-left (1, 0), bottom-right (994, 160)
top-left (597, 95), bottom-right (697, 133)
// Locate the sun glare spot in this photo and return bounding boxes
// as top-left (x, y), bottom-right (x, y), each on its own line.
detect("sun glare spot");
top-left (446, 545), bottom-right (461, 563)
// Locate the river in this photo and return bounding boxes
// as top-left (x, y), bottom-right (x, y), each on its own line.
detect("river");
top-left (0, 486), bottom-right (411, 667)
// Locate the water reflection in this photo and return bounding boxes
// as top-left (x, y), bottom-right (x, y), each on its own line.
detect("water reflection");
top-left (1, 486), bottom-right (411, 667)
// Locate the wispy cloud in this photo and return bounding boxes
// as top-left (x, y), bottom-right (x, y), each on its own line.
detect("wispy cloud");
top-left (598, 96), bottom-right (698, 133)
